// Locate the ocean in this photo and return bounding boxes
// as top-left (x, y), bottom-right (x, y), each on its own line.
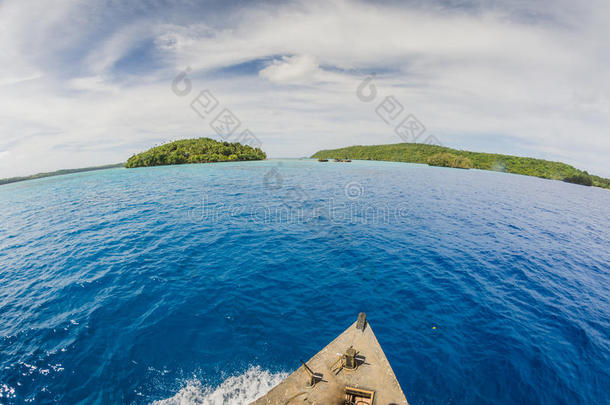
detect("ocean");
top-left (0, 159), bottom-right (608, 404)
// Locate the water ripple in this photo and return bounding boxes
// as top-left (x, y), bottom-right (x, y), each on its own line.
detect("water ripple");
top-left (0, 160), bottom-right (608, 404)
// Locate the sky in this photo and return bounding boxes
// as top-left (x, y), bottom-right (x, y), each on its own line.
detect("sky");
top-left (0, 0), bottom-right (609, 178)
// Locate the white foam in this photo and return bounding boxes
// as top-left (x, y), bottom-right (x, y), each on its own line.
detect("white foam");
top-left (0, 383), bottom-right (16, 399)
top-left (153, 366), bottom-right (288, 405)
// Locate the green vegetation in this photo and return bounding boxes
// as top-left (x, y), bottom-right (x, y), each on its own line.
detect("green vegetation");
top-left (589, 174), bottom-right (610, 189)
top-left (427, 152), bottom-right (473, 169)
top-left (125, 138), bottom-right (266, 168)
top-left (312, 143), bottom-right (610, 190)
top-left (0, 163), bottom-right (124, 186)
top-left (563, 173), bottom-right (593, 186)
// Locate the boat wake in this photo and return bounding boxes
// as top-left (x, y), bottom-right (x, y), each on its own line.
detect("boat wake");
top-left (153, 366), bottom-right (288, 405)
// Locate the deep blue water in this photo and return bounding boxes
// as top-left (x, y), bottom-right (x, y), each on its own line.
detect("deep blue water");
top-left (0, 159), bottom-right (609, 404)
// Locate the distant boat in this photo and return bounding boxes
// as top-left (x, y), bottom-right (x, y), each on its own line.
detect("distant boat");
top-left (251, 313), bottom-right (408, 405)
top-left (318, 158), bottom-right (329, 162)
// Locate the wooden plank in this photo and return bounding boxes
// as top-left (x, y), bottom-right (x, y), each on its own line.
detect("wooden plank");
top-left (251, 315), bottom-right (408, 405)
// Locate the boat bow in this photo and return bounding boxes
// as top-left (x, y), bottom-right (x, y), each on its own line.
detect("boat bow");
top-left (251, 313), bottom-right (408, 405)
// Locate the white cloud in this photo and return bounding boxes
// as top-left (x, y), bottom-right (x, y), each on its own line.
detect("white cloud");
top-left (0, 0), bottom-right (609, 178)
top-left (69, 76), bottom-right (119, 93)
top-left (259, 55), bottom-right (321, 84)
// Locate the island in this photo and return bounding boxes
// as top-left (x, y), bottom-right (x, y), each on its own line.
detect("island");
top-left (312, 143), bottom-right (610, 189)
top-left (125, 137), bottom-right (266, 168)
top-left (0, 163), bottom-right (125, 186)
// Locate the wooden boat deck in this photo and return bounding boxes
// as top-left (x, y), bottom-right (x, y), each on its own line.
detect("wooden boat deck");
top-left (251, 314), bottom-right (408, 405)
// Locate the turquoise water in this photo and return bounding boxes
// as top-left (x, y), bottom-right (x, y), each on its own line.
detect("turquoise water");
top-left (0, 159), bottom-right (608, 404)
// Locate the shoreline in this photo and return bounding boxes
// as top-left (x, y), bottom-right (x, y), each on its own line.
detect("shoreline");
top-left (0, 163), bottom-right (125, 187)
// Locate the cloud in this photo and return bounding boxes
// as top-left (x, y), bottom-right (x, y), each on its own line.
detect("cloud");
top-left (0, 0), bottom-right (609, 178)
top-left (259, 55), bottom-right (321, 84)
top-left (69, 76), bottom-right (120, 93)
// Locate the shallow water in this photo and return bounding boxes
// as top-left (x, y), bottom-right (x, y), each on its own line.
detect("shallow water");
top-left (0, 159), bottom-right (608, 404)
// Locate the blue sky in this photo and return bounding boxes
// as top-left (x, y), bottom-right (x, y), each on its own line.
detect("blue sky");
top-left (0, 0), bottom-right (609, 178)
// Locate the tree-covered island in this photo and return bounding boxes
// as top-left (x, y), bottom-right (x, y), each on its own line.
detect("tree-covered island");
top-left (312, 143), bottom-right (610, 189)
top-left (126, 137), bottom-right (266, 168)
top-left (0, 163), bottom-right (125, 186)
